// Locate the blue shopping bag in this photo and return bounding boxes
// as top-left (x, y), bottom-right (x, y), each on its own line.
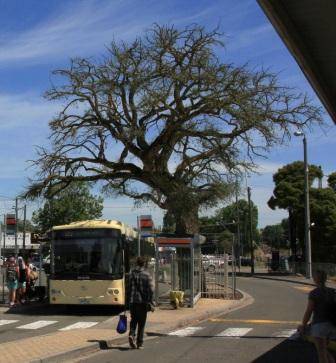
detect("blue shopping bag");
top-left (116, 314), bottom-right (127, 334)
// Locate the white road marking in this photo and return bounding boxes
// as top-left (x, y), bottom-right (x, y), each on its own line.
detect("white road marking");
top-left (59, 322), bottom-right (99, 331)
top-left (0, 320), bottom-right (19, 326)
top-left (272, 329), bottom-right (300, 340)
top-left (273, 329), bottom-right (298, 338)
top-left (216, 327), bottom-right (252, 338)
top-left (17, 320), bottom-right (58, 330)
top-left (169, 327), bottom-right (203, 336)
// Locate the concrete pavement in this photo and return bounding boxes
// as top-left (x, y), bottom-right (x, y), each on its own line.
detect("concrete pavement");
top-left (75, 276), bottom-right (324, 363)
top-left (0, 294), bottom-right (252, 363)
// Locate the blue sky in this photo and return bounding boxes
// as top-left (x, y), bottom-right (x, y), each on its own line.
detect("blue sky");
top-left (0, 0), bottom-right (335, 228)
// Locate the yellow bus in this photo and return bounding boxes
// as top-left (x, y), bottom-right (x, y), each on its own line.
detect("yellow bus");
top-left (49, 220), bottom-right (138, 306)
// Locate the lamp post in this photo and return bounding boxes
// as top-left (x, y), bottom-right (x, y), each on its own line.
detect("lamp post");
top-left (294, 131), bottom-right (312, 279)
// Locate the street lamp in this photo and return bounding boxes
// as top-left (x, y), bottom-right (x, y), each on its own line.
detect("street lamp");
top-left (294, 131), bottom-right (312, 279)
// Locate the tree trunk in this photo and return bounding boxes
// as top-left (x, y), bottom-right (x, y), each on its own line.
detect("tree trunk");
top-left (172, 206), bottom-right (199, 235)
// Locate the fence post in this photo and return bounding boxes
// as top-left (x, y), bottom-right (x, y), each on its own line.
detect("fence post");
top-left (155, 243), bottom-right (159, 306)
top-left (224, 253), bottom-right (228, 294)
top-left (190, 245), bottom-right (194, 308)
top-left (232, 242), bottom-right (236, 298)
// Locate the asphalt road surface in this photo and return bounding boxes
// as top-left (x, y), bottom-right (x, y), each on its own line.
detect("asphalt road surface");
top-left (0, 303), bottom-right (122, 344)
top-left (75, 276), bottom-right (321, 363)
top-left (0, 279), bottom-right (170, 345)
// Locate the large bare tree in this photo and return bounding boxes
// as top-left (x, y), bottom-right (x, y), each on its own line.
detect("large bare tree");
top-left (26, 24), bottom-right (323, 234)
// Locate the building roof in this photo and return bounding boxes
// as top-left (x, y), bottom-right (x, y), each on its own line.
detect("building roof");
top-left (258, 0), bottom-right (336, 123)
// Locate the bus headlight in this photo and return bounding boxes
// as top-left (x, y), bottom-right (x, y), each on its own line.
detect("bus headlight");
top-left (113, 289), bottom-right (119, 295)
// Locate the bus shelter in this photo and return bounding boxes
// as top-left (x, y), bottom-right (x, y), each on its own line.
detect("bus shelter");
top-left (154, 234), bottom-right (205, 308)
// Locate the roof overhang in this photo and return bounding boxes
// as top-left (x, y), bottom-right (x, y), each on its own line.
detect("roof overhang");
top-left (257, 0), bottom-right (336, 124)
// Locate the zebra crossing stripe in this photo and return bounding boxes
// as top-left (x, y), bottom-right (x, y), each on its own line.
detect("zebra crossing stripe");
top-left (0, 320), bottom-right (19, 326)
top-left (273, 329), bottom-right (299, 338)
top-left (169, 327), bottom-right (203, 336)
top-left (216, 328), bottom-right (252, 337)
top-left (59, 322), bottom-right (99, 331)
top-left (17, 320), bottom-right (58, 330)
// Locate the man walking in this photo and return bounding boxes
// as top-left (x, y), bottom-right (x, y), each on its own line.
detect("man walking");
top-left (129, 256), bottom-right (154, 349)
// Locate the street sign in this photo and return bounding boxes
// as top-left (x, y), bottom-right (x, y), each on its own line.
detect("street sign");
top-left (6, 213), bottom-right (16, 235)
top-left (139, 215), bottom-right (153, 230)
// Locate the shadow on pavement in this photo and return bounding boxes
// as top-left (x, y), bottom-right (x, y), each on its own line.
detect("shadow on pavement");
top-left (252, 339), bottom-right (318, 363)
top-left (4, 302), bottom-right (124, 317)
top-left (88, 339), bottom-right (134, 351)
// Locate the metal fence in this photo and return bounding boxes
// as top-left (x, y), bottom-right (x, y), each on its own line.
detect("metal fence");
top-left (201, 253), bottom-right (238, 299)
top-left (155, 252), bottom-right (238, 307)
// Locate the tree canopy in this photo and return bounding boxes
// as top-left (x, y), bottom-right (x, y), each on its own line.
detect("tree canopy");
top-left (32, 182), bottom-right (103, 232)
top-left (261, 222), bottom-right (287, 249)
top-left (268, 162), bottom-right (336, 262)
top-left (328, 172), bottom-right (336, 192)
top-left (26, 24), bottom-right (323, 234)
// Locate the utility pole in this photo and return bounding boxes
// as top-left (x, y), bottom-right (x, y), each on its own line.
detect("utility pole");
top-left (137, 216), bottom-right (141, 257)
top-left (247, 187), bottom-right (254, 275)
top-left (235, 177), bottom-right (241, 271)
top-left (318, 166), bottom-right (323, 189)
top-left (23, 204), bottom-right (26, 250)
top-left (15, 197), bottom-right (18, 258)
top-left (294, 131), bottom-right (312, 279)
top-left (303, 136), bottom-right (312, 279)
top-left (3, 215), bottom-right (6, 250)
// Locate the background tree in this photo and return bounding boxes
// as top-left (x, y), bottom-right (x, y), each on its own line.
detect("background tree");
top-left (268, 162), bottom-right (336, 262)
top-left (268, 161), bottom-right (322, 256)
top-left (328, 172), bottom-right (336, 192)
top-left (32, 182), bottom-right (103, 232)
top-left (309, 188), bottom-right (336, 262)
top-left (26, 24), bottom-right (323, 234)
top-left (215, 199), bottom-right (259, 254)
top-left (199, 216), bottom-right (234, 254)
top-left (261, 223), bottom-right (287, 249)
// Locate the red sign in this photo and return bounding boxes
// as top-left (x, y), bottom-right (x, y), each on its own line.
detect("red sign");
top-left (156, 237), bottom-right (192, 246)
top-left (140, 219), bottom-right (153, 228)
top-left (139, 215), bottom-right (154, 232)
top-left (6, 214), bottom-right (16, 225)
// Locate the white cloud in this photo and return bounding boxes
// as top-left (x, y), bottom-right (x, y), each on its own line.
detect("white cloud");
top-left (0, 1), bottom-right (153, 67)
top-left (0, 92), bottom-right (59, 129)
top-left (227, 23), bottom-right (275, 52)
top-left (256, 161), bottom-right (284, 174)
top-left (0, 0), bottom-right (222, 68)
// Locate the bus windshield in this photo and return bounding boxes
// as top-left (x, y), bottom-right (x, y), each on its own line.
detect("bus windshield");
top-left (53, 229), bottom-right (123, 279)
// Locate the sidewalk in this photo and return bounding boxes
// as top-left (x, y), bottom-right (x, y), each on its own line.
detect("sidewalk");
top-left (0, 294), bottom-right (253, 363)
top-left (253, 273), bottom-right (336, 288)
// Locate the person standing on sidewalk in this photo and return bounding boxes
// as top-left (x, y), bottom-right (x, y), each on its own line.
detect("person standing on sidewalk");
top-left (17, 256), bottom-right (30, 304)
top-left (128, 256), bottom-right (155, 350)
top-left (5, 256), bottom-right (19, 307)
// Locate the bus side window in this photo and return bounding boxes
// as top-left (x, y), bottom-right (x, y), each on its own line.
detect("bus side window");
top-left (123, 237), bottom-right (130, 273)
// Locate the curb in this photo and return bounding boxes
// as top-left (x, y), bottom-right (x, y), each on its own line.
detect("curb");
top-left (161, 289), bottom-right (254, 331)
top-left (253, 275), bottom-right (317, 287)
top-left (30, 292), bottom-right (253, 363)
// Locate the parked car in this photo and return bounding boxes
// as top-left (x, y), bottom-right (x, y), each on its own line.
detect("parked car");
top-left (240, 257), bottom-right (251, 266)
top-left (202, 255), bottom-right (225, 272)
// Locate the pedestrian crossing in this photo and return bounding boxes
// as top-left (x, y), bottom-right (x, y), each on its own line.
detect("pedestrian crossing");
top-left (0, 319), bottom-right (99, 331)
top-left (168, 326), bottom-right (300, 340)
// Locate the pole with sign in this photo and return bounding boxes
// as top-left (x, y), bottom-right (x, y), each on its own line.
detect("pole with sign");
top-left (138, 215), bottom-right (154, 256)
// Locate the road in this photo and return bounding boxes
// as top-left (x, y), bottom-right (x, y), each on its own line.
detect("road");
top-left (0, 303), bottom-right (122, 344)
top-left (0, 277), bottom-right (170, 345)
top-left (75, 276), bottom-right (320, 363)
